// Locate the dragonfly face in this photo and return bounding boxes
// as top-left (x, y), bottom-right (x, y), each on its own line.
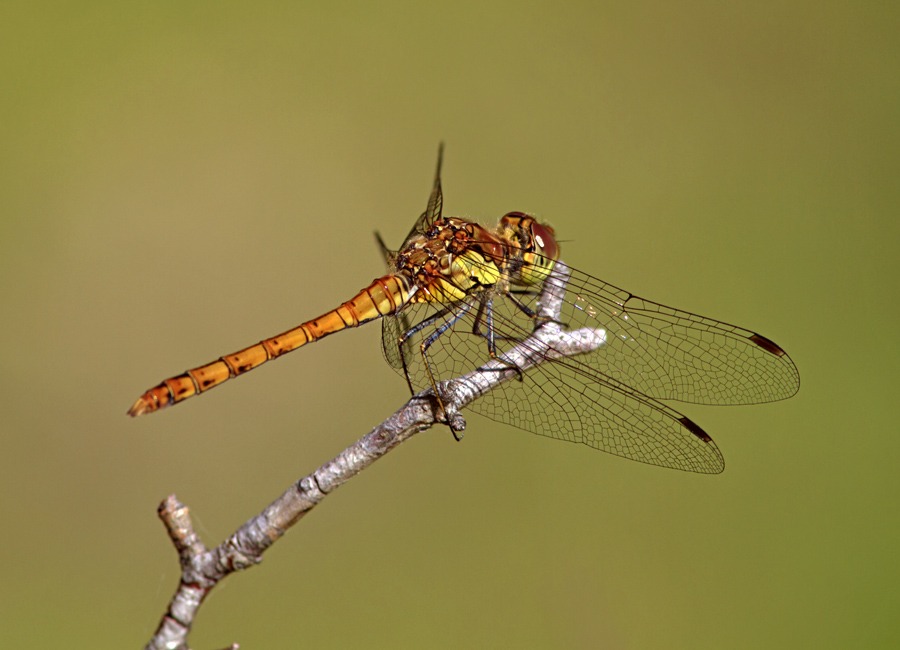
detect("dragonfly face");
top-left (130, 145), bottom-right (799, 474)
top-left (497, 211), bottom-right (560, 286)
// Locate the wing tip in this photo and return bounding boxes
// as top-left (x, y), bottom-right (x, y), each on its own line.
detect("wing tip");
top-left (677, 416), bottom-right (725, 474)
top-left (434, 142), bottom-right (444, 182)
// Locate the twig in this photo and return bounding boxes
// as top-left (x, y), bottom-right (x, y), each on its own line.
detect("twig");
top-left (143, 262), bottom-right (605, 650)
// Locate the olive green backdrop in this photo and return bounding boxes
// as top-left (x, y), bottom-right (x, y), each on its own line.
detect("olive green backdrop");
top-left (2, 2), bottom-right (897, 648)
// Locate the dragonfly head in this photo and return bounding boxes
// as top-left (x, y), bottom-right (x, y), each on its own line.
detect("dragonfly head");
top-left (499, 212), bottom-right (559, 285)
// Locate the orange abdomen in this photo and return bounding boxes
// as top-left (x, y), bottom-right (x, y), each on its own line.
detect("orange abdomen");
top-left (127, 274), bottom-right (413, 416)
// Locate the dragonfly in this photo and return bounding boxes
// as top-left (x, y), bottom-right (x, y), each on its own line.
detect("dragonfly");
top-left (128, 145), bottom-right (800, 473)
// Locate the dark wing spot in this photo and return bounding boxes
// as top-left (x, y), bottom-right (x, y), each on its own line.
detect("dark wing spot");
top-left (679, 416), bottom-right (713, 443)
top-left (749, 333), bottom-right (786, 357)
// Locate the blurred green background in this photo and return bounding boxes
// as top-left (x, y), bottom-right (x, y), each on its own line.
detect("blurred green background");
top-left (2, 1), bottom-right (897, 648)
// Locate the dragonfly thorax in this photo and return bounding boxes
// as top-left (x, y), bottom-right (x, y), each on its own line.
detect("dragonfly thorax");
top-left (395, 217), bottom-right (506, 304)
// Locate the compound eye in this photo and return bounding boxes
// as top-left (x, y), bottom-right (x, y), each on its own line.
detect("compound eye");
top-left (531, 222), bottom-right (559, 261)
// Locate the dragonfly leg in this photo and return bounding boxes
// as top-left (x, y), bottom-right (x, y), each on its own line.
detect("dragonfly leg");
top-left (465, 295), bottom-right (527, 382)
top-left (476, 296), bottom-right (526, 382)
top-left (507, 289), bottom-right (565, 328)
top-left (398, 304), bottom-right (458, 395)
top-left (504, 291), bottom-right (538, 318)
top-left (417, 301), bottom-right (475, 436)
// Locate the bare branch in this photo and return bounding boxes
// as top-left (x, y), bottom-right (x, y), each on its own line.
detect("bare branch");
top-left (144, 262), bottom-right (605, 650)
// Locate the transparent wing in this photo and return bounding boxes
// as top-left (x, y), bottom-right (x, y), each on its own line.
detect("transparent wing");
top-left (381, 260), bottom-right (799, 473)
top-left (561, 267), bottom-right (800, 405)
top-left (399, 143), bottom-right (444, 248)
top-left (374, 231), bottom-right (397, 268)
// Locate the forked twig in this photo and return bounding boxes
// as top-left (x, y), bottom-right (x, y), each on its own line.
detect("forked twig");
top-left (144, 262), bottom-right (605, 650)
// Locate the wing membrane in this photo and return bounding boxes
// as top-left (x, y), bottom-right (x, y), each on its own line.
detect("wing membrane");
top-left (383, 289), bottom-right (725, 473)
top-left (399, 143), bottom-right (444, 248)
top-left (560, 268), bottom-right (800, 405)
top-left (381, 252), bottom-right (798, 473)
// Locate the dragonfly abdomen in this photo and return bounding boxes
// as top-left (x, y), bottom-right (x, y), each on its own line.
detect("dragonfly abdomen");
top-left (127, 274), bottom-right (414, 416)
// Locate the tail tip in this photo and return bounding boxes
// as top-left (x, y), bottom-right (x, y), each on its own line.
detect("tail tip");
top-left (127, 397), bottom-right (153, 417)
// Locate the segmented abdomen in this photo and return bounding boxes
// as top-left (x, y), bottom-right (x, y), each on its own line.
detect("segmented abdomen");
top-left (127, 274), bottom-right (413, 416)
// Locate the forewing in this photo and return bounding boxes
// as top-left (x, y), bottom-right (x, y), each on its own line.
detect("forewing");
top-left (399, 143), bottom-right (444, 248)
top-left (558, 267), bottom-right (801, 405)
